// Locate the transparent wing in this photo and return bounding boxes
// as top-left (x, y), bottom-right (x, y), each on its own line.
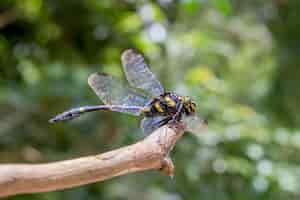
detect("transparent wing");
top-left (121, 49), bottom-right (164, 97)
top-left (181, 114), bottom-right (208, 135)
top-left (141, 116), bottom-right (171, 135)
top-left (88, 72), bottom-right (151, 115)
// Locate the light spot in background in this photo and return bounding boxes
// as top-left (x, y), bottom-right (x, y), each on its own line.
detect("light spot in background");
top-left (196, 147), bottom-right (217, 161)
top-left (277, 170), bottom-right (298, 192)
top-left (238, 105), bottom-right (256, 118)
top-left (166, 38), bottom-right (182, 56)
top-left (13, 43), bottom-right (31, 58)
top-left (224, 125), bottom-right (241, 141)
top-left (147, 188), bottom-right (182, 200)
top-left (17, 60), bottom-right (40, 84)
top-left (162, 193), bottom-right (182, 200)
top-left (257, 159), bottom-right (273, 176)
top-left (175, 83), bottom-right (189, 96)
top-left (117, 13), bottom-right (142, 33)
top-left (186, 161), bottom-right (201, 181)
top-left (201, 131), bottom-right (220, 146)
top-left (213, 158), bottom-right (227, 174)
top-left (186, 67), bottom-right (215, 84)
top-left (13, 43), bottom-right (47, 60)
top-left (139, 4), bottom-right (155, 22)
top-left (274, 128), bottom-right (290, 145)
top-left (47, 62), bottom-right (66, 78)
top-left (291, 131), bottom-right (300, 148)
top-left (19, 0), bottom-right (43, 19)
top-left (21, 146), bottom-right (42, 162)
top-left (73, 67), bottom-right (91, 85)
top-left (246, 143), bottom-right (264, 160)
top-left (147, 23), bottom-right (167, 43)
top-left (158, 0), bottom-right (173, 6)
top-left (262, 2), bottom-right (277, 20)
top-left (94, 25), bottom-right (109, 40)
top-left (252, 176), bottom-right (269, 192)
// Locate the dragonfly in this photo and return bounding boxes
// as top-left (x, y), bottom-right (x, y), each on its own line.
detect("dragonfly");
top-left (49, 49), bottom-right (207, 135)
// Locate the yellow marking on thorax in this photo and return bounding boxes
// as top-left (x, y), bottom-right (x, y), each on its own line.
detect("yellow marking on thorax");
top-left (79, 107), bottom-right (85, 112)
top-left (164, 96), bottom-right (176, 107)
top-left (154, 101), bottom-right (164, 113)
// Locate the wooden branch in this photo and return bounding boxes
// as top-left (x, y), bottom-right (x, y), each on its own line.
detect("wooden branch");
top-left (0, 123), bottom-right (186, 197)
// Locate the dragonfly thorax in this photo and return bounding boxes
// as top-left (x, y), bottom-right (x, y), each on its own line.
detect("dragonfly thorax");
top-left (142, 92), bottom-right (196, 118)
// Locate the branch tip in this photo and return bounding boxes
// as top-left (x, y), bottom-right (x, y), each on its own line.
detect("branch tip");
top-left (160, 157), bottom-right (174, 177)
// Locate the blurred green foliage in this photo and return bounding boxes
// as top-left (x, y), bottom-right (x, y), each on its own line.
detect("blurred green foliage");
top-left (1, 0), bottom-right (300, 199)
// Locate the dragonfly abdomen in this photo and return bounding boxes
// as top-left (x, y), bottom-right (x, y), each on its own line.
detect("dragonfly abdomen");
top-left (49, 105), bottom-right (143, 123)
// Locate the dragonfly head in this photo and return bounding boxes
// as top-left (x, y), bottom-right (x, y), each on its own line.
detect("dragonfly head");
top-left (182, 96), bottom-right (197, 115)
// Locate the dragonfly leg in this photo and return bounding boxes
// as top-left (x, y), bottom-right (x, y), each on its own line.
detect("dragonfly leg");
top-left (170, 102), bottom-right (184, 123)
top-left (159, 116), bottom-right (172, 126)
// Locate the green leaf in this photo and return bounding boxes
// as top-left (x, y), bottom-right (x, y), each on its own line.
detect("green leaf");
top-left (212, 0), bottom-right (232, 16)
top-left (180, 0), bottom-right (202, 14)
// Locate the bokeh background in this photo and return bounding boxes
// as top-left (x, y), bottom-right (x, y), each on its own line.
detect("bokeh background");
top-left (1, 0), bottom-right (300, 199)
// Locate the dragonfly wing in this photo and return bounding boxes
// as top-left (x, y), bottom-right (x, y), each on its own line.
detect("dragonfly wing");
top-left (121, 49), bottom-right (164, 97)
top-left (182, 114), bottom-right (208, 135)
top-left (88, 72), bottom-right (151, 115)
top-left (141, 116), bottom-right (171, 135)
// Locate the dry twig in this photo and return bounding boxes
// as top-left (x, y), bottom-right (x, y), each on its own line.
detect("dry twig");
top-left (0, 123), bottom-right (186, 197)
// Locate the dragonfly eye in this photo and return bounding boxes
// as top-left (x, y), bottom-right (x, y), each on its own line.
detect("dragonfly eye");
top-left (182, 96), bottom-right (191, 103)
top-left (182, 96), bottom-right (197, 113)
